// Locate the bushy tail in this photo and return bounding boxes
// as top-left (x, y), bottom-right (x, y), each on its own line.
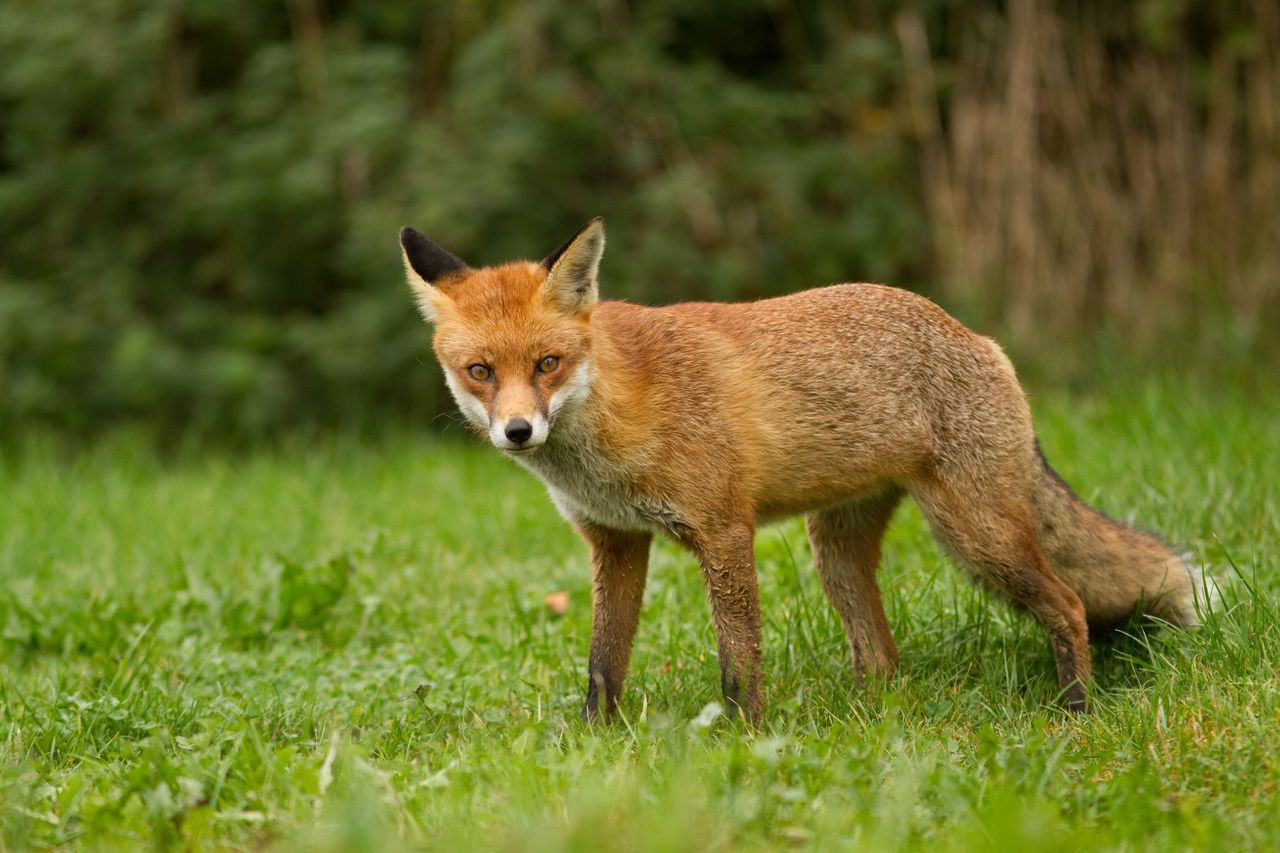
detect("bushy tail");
top-left (1030, 440), bottom-right (1215, 631)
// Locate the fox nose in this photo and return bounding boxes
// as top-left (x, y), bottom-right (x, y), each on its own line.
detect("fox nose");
top-left (505, 418), bottom-right (533, 444)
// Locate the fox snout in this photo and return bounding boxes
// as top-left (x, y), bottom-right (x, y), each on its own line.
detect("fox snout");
top-left (490, 412), bottom-right (549, 452)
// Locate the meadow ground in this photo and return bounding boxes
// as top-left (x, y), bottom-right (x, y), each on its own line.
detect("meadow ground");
top-left (1, 381), bottom-right (1277, 850)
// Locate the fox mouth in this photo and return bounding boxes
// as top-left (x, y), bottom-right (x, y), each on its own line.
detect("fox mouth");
top-left (502, 444), bottom-right (542, 455)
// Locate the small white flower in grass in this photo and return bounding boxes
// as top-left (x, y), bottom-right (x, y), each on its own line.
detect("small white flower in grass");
top-left (317, 730), bottom-right (339, 801)
top-left (689, 701), bottom-right (723, 730)
top-left (419, 765), bottom-right (451, 789)
top-left (751, 736), bottom-right (791, 763)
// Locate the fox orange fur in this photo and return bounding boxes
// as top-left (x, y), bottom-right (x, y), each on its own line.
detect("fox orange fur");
top-left (399, 217), bottom-right (1206, 723)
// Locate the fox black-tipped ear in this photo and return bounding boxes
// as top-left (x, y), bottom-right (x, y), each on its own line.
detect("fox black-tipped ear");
top-left (400, 227), bottom-right (467, 322)
top-left (542, 217), bottom-right (604, 313)
top-left (400, 227), bottom-right (467, 283)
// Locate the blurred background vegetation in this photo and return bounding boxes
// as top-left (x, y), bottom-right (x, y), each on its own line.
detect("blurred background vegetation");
top-left (1, 0), bottom-right (1276, 440)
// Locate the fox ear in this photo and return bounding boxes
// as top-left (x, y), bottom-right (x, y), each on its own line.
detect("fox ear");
top-left (542, 217), bottom-right (604, 314)
top-left (400, 227), bottom-right (467, 322)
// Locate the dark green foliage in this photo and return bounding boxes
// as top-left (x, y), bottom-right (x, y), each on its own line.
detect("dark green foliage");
top-left (1, 1), bottom-right (1274, 438)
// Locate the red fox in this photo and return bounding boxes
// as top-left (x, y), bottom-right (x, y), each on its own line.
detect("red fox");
top-left (399, 217), bottom-right (1209, 722)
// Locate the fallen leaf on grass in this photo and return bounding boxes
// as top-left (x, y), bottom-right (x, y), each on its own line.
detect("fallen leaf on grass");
top-left (544, 591), bottom-right (569, 615)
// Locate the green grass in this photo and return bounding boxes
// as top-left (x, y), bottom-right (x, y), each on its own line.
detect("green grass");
top-left (2, 381), bottom-right (1278, 850)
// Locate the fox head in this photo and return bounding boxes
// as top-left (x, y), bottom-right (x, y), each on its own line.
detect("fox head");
top-left (399, 218), bottom-right (605, 454)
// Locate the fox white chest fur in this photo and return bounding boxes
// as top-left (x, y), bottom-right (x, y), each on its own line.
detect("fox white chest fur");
top-left (511, 387), bottom-right (689, 537)
top-left (515, 413), bottom-right (651, 532)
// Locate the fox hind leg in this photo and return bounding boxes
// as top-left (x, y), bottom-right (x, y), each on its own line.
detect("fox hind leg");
top-left (911, 478), bottom-right (1092, 712)
top-left (806, 489), bottom-right (904, 681)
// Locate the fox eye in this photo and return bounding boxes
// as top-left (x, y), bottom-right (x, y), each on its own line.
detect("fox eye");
top-left (466, 363), bottom-right (491, 382)
top-left (538, 356), bottom-right (560, 374)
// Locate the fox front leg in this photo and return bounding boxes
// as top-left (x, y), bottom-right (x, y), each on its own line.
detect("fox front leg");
top-left (693, 522), bottom-right (763, 724)
top-left (577, 523), bottom-right (652, 722)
